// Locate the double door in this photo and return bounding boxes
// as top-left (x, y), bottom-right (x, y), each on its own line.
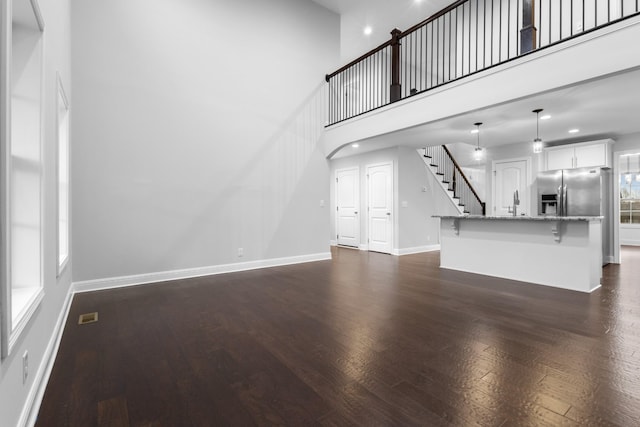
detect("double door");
top-left (336, 163), bottom-right (393, 254)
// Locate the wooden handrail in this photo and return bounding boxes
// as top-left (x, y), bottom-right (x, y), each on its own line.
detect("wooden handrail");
top-left (325, 0), bottom-right (640, 126)
top-left (325, 0), bottom-right (469, 82)
top-left (325, 37), bottom-right (394, 82)
top-left (442, 145), bottom-right (484, 212)
top-left (399, 0), bottom-right (469, 37)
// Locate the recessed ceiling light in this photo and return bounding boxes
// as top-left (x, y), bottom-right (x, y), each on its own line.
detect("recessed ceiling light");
top-left (540, 114), bottom-right (551, 120)
top-left (352, 143), bottom-right (360, 148)
top-left (363, 26), bottom-right (372, 36)
top-left (568, 128), bottom-right (580, 134)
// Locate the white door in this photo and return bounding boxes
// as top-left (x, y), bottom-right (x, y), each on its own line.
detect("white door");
top-left (336, 168), bottom-right (360, 247)
top-left (367, 163), bottom-right (393, 254)
top-left (493, 159), bottom-right (530, 216)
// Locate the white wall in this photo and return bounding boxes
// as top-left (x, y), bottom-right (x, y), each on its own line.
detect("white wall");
top-left (613, 131), bottom-right (640, 153)
top-left (0, 0), bottom-right (72, 425)
top-left (397, 147), bottom-right (458, 250)
top-left (620, 226), bottom-right (640, 245)
top-left (330, 146), bottom-right (457, 253)
top-left (71, 0), bottom-right (340, 282)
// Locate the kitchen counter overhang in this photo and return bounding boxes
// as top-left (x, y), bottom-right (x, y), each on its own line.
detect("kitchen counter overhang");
top-left (434, 215), bottom-right (603, 293)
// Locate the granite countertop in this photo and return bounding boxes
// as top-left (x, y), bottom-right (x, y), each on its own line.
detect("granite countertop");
top-left (433, 215), bottom-right (604, 221)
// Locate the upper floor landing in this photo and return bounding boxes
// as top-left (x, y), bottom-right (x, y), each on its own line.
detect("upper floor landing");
top-left (323, 0), bottom-right (640, 158)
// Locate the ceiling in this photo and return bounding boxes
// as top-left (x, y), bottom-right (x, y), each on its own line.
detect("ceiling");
top-left (312, 1), bottom-right (640, 164)
top-left (312, 0), bottom-right (452, 61)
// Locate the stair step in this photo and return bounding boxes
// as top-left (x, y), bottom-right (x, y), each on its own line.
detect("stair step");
top-left (418, 148), bottom-right (479, 217)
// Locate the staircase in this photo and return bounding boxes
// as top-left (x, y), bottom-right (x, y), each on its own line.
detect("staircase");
top-left (420, 145), bottom-right (485, 216)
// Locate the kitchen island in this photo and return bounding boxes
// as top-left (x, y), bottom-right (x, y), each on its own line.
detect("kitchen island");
top-left (435, 215), bottom-right (603, 293)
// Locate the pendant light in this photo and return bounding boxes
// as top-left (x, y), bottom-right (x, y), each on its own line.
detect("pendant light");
top-left (532, 108), bottom-right (543, 153)
top-left (473, 122), bottom-right (484, 161)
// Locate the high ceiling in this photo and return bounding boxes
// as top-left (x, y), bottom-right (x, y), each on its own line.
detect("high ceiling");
top-left (312, 0), bottom-right (640, 164)
top-left (312, 0), bottom-right (451, 62)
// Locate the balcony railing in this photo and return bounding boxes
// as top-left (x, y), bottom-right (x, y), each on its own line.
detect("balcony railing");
top-left (326, 0), bottom-right (640, 126)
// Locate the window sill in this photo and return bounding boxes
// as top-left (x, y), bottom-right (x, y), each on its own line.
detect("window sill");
top-left (9, 287), bottom-right (44, 353)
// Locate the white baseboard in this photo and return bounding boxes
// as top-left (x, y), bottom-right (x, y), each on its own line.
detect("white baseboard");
top-left (329, 240), bottom-right (337, 246)
top-left (73, 252), bottom-right (332, 294)
top-left (359, 244), bottom-right (368, 251)
top-left (392, 245), bottom-right (441, 256)
top-left (620, 240), bottom-right (640, 246)
top-left (21, 284), bottom-right (75, 427)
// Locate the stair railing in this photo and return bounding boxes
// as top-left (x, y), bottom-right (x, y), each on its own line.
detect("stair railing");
top-left (326, 0), bottom-right (640, 126)
top-left (424, 145), bottom-right (486, 215)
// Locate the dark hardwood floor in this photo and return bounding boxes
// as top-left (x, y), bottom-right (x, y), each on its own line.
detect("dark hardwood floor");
top-left (36, 246), bottom-right (640, 426)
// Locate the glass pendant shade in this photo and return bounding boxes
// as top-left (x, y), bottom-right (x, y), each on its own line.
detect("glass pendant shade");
top-left (473, 122), bottom-right (483, 161)
top-left (532, 109), bottom-right (544, 153)
top-left (533, 138), bottom-right (543, 153)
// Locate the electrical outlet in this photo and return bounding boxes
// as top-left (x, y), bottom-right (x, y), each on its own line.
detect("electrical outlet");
top-left (23, 351), bottom-right (28, 384)
top-left (319, 199), bottom-right (325, 207)
top-left (237, 248), bottom-right (243, 257)
top-left (427, 235), bottom-right (431, 241)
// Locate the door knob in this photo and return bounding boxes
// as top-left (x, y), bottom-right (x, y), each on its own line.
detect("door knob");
top-left (354, 211), bottom-right (358, 214)
top-left (386, 212), bottom-right (391, 216)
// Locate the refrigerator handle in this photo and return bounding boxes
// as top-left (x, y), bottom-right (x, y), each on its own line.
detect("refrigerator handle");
top-left (563, 184), bottom-right (568, 217)
top-left (557, 185), bottom-right (563, 216)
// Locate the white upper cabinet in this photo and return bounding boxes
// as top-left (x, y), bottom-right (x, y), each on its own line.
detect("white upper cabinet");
top-left (574, 143), bottom-right (608, 168)
top-left (544, 139), bottom-right (613, 170)
top-left (546, 146), bottom-right (575, 170)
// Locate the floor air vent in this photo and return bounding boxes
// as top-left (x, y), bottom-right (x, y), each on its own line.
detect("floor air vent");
top-left (78, 312), bottom-right (98, 325)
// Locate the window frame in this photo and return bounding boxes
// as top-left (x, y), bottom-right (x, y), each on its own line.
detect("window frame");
top-left (619, 173), bottom-right (640, 226)
top-left (56, 73), bottom-right (69, 276)
top-left (1, 0), bottom-right (46, 359)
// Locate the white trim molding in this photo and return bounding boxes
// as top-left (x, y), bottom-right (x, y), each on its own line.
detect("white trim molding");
top-left (20, 284), bottom-right (74, 427)
top-left (74, 253), bottom-right (332, 293)
top-left (392, 245), bottom-right (441, 256)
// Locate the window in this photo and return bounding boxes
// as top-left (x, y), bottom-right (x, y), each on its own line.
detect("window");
top-left (57, 75), bottom-right (69, 273)
top-left (620, 173), bottom-right (640, 224)
top-left (1, 0), bottom-right (45, 358)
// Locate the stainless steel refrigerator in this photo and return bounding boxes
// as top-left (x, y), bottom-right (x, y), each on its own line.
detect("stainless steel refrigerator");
top-left (538, 167), bottom-right (608, 216)
top-left (537, 166), bottom-right (613, 264)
